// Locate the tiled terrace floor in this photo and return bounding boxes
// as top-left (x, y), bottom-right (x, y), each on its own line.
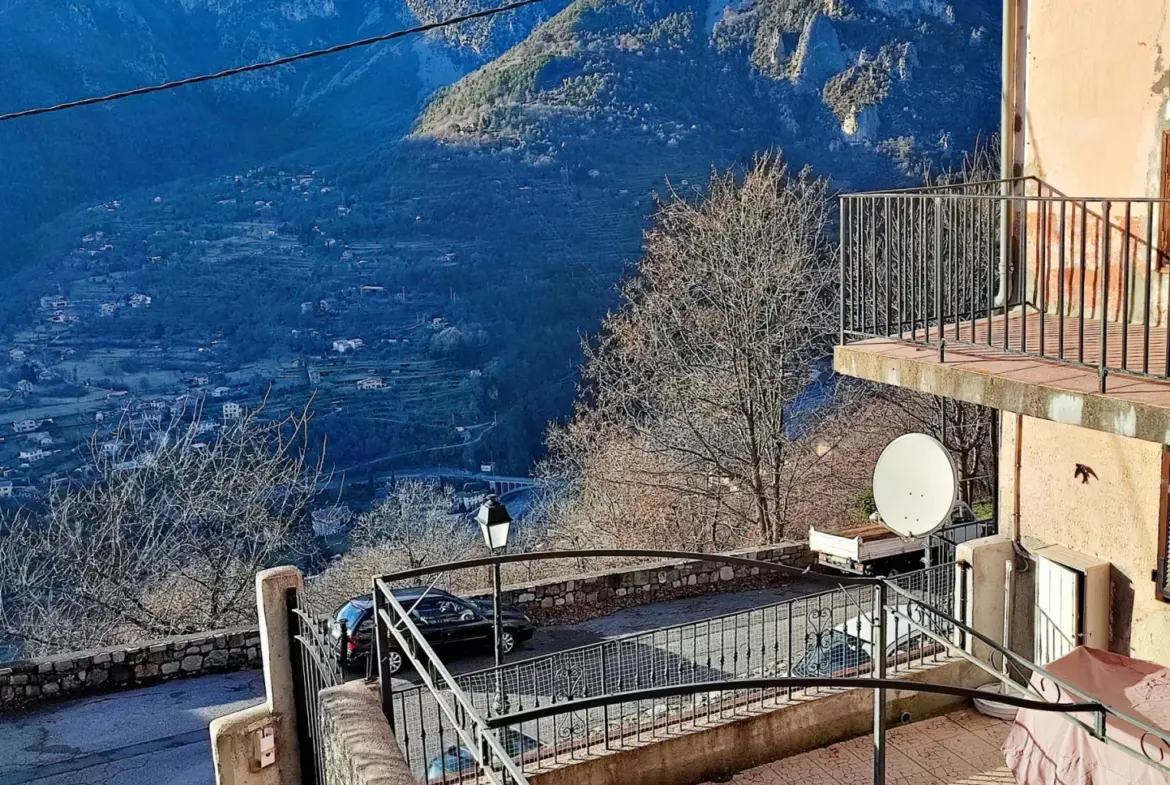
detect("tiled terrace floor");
top-left (704, 709), bottom-right (1012, 785)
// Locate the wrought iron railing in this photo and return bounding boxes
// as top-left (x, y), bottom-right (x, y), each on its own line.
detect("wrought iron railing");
top-left (392, 564), bottom-right (956, 780)
top-left (887, 575), bottom-right (1170, 777)
top-left (840, 177), bottom-right (1170, 390)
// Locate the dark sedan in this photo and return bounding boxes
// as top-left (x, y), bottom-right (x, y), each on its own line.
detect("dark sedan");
top-left (331, 587), bottom-right (536, 674)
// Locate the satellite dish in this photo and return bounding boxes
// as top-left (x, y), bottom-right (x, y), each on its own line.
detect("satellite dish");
top-left (872, 433), bottom-right (958, 539)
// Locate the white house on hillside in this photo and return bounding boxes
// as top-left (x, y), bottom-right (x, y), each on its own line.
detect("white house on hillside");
top-left (223, 402), bottom-right (243, 420)
top-left (356, 377), bottom-right (385, 390)
top-left (12, 419), bottom-right (38, 433)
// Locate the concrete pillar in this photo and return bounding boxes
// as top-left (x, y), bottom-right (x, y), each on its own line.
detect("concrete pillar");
top-left (210, 566), bottom-right (304, 785)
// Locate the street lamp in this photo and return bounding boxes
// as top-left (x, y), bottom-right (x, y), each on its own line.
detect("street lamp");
top-left (477, 494), bottom-right (512, 716)
top-left (477, 495), bottom-right (512, 668)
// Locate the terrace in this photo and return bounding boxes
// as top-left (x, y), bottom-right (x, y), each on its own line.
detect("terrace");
top-left (835, 177), bottom-right (1170, 443)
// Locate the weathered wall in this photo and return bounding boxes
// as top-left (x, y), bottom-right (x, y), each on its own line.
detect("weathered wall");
top-left (529, 660), bottom-right (984, 785)
top-left (0, 627), bottom-right (261, 711)
top-left (319, 681), bottom-right (416, 785)
top-left (1016, 0), bottom-right (1170, 324)
top-left (1001, 414), bottom-right (1170, 666)
top-left (1019, 0), bottom-right (1170, 199)
top-left (479, 542), bottom-right (812, 626)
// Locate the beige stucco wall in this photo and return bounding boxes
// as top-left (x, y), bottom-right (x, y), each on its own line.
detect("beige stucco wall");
top-left (1020, 0), bottom-right (1170, 197)
top-left (1016, 1), bottom-right (1170, 325)
top-left (1000, 414), bottom-right (1170, 666)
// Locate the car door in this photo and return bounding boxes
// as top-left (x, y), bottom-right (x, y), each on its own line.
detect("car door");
top-left (411, 598), bottom-right (463, 649)
top-left (442, 598), bottom-right (492, 646)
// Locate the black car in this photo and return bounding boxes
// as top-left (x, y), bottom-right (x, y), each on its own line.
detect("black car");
top-left (331, 587), bottom-right (536, 674)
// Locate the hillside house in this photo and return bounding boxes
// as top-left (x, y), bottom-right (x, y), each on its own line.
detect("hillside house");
top-left (25, 432), bottom-right (52, 447)
top-left (146, 400), bottom-right (168, 411)
top-left (100, 440), bottom-right (123, 455)
top-left (211, 386), bottom-right (231, 398)
top-left (128, 293), bottom-right (152, 308)
top-left (301, 301), bottom-right (314, 314)
top-left (332, 338), bottom-right (363, 353)
top-left (310, 505), bottom-right (353, 538)
top-left (142, 412), bottom-right (162, 426)
top-left (12, 419), bottom-right (37, 433)
top-left (8, 348), bottom-right (25, 363)
top-left (18, 449), bottom-right (50, 463)
top-left (835, 0), bottom-right (1170, 667)
top-left (39, 295), bottom-right (67, 310)
top-left (191, 375), bottom-right (209, 386)
top-left (356, 377), bottom-right (385, 390)
top-left (308, 369), bottom-right (322, 384)
top-left (99, 302), bottom-right (119, 317)
top-left (222, 402), bottom-right (243, 420)
top-left (0, 480), bottom-right (11, 498)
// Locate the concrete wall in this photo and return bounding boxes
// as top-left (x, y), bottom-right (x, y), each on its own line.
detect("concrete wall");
top-left (319, 681), bottom-right (416, 785)
top-left (529, 660), bottom-right (985, 785)
top-left (1014, 0), bottom-right (1170, 324)
top-left (0, 628), bottom-right (261, 711)
top-left (1018, 0), bottom-right (1170, 199)
top-left (1000, 414), bottom-right (1170, 666)
top-left (482, 542), bottom-right (811, 625)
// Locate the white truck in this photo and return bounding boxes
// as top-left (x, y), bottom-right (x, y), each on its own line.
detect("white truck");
top-left (809, 504), bottom-right (988, 576)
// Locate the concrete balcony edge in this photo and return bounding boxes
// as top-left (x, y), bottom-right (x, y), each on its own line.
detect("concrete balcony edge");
top-left (834, 341), bottom-right (1170, 445)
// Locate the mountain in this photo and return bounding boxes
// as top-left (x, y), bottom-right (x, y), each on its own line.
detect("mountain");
top-left (0, 0), bottom-right (1000, 484)
top-left (0, 0), bottom-right (564, 267)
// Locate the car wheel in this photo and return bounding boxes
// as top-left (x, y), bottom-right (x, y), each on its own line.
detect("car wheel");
top-left (500, 630), bottom-right (517, 655)
top-left (384, 649), bottom-right (404, 675)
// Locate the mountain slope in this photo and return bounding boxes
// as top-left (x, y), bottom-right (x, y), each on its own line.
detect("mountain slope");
top-left (0, 0), bottom-right (1001, 479)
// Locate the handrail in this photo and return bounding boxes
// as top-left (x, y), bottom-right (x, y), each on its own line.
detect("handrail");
top-left (884, 583), bottom-right (1170, 751)
top-left (375, 548), bottom-right (883, 586)
top-left (376, 578), bottom-right (530, 785)
top-left (482, 677), bottom-right (1099, 729)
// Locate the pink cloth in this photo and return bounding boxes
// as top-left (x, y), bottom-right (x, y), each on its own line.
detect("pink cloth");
top-left (1004, 647), bottom-right (1170, 785)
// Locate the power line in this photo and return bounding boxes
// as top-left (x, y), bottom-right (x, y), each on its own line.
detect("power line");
top-left (0, 0), bottom-right (548, 123)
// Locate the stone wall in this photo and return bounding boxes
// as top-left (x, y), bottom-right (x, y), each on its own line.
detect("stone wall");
top-left (1, 542), bottom-right (810, 713)
top-left (480, 542), bottom-right (812, 625)
top-left (0, 626), bottom-right (260, 712)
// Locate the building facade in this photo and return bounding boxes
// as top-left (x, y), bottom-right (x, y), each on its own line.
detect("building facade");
top-left (835, 0), bottom-right (1170, 667)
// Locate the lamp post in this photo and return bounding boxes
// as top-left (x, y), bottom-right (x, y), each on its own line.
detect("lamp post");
top-left (477, 494), bottom-right (512, 715)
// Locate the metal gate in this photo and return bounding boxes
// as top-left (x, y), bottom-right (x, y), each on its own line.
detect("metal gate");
top-left (288, 587), bottom-right (347, 785)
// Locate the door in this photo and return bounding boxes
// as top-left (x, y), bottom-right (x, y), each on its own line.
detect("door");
top-left (442, 598), bottom-right (493, 645)
top-left (1035, 554), bottom-right (1082, 665)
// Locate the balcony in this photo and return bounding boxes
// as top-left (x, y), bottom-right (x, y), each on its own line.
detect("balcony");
top-left (835, 177), bottom-right (1170, 441)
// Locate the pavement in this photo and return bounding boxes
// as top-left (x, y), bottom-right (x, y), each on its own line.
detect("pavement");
top-left (0, 577), bottom-right (832, 785)
top-left (698, 709), bottom-right (1011, 785)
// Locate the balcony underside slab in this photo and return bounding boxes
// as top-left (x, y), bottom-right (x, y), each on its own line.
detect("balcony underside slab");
top-left (835, 316), bottom-right (1170, 444)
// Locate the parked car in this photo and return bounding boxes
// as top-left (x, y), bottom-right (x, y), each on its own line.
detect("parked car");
top-left (789, 603), bottom-right (942, 678)
top-left (425, 728), bottom-right (543, 782)
top-left (331, 587), bottom-right (536, 674)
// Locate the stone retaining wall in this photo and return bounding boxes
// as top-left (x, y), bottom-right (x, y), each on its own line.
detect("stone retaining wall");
top-left (1, 542), bottom-right (810, 713)
top-left (478, 542), bottom-right (812, 625)
top-left (0, 627), bottom-right (261, 712)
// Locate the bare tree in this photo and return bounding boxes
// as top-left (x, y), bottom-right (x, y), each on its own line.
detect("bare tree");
top-left (0, 404), bottom-right (320, 657)
top-left (305, 480), bottom-right (482, 611)
top-left (548, 154), bottom-right (842, 546)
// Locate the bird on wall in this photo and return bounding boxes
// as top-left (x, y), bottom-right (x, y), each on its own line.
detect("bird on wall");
top-left (1074, 464), bottom-right (1098, 484)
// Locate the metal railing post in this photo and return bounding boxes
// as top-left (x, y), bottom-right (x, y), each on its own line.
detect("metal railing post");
top-left (934, 196), bottom-right (944, 350)
top-left (1099, 200), bottom-right (1111, 392)
top-left (840, 197), bottom-right (849, 343)
top-left (873, 581), bottom-right (888, 785)
top-left (373, 581), bottom-right (396, 729)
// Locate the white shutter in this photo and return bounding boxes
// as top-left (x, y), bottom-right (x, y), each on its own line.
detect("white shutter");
top-left (1035, 555), bottom-right (1081, 666)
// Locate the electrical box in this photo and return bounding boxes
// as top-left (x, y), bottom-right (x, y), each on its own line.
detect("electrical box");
top-left (255, 724), bottom-right (276, 769)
